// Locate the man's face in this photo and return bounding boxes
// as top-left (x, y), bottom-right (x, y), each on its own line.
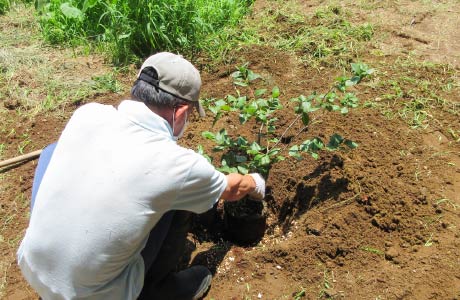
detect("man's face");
top-left (172, 104), bottom-right (193, 138)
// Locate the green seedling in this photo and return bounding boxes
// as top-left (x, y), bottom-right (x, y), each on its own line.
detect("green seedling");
top-left (231, 62), bottom-right (262, 87)
top-left (202, 129), bottom-right (284, 176)
top-left (200, 63), bottom-right (372, 176)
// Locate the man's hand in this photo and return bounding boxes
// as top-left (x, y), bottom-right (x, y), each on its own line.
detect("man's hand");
top-left (221, 173), bottom-right (266, 202)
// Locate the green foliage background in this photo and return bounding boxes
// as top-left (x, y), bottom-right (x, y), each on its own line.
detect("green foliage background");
top-left (0, 0), bottom-right (10, 14)
top-left (36, 0), bottom-right (254, 63)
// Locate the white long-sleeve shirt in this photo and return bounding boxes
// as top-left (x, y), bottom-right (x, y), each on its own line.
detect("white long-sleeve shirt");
top-left (17, 100), bottom-right (227, 300)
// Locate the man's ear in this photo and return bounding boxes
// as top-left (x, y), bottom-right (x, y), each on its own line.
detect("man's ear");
top-left (174, 105), bottom-right (189, 119)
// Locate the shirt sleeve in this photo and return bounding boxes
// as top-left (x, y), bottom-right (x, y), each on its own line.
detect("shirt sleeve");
top-left (172, 154), bottom-right (227, 214)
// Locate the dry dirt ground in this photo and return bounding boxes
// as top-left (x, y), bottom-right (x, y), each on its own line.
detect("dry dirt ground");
top-left (1, 0), bottom-right (459, 300)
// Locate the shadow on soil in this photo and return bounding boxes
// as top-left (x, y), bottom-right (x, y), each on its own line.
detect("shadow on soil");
top-left (268, 154), bottom-right (350, 233)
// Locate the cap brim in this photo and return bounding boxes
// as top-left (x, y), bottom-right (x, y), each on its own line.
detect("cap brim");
top-left (197, 101), bottom-right (206, 117)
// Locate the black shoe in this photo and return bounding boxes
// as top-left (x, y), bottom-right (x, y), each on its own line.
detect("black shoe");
top-left (150, 265), bottom-right (212, 300)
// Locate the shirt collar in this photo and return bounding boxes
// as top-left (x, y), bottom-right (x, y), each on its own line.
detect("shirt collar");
top-left (117, 100), bottom-right (175, 141)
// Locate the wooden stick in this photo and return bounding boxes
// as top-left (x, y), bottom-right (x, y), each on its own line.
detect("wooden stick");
top-left (0, 149), bottom-right (43, 169)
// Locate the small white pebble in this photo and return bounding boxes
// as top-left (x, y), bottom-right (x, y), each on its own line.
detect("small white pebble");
top-left (276, 265), bottom-right (282, 270)
top-left (258, 292), bottom-right (263, 298)
top-left (229, 256), bottom-right (235, 262)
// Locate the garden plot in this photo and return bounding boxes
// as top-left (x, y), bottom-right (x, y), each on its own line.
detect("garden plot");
top-left (1, 0), bottom-right (459, 299)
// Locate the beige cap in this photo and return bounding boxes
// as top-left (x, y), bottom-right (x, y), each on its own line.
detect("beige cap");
top-left (138, 52), bottom-right (205, 117)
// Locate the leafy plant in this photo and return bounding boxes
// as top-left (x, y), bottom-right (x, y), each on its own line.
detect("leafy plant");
top-left (202, 129), bottom-right (284, 176)
top-left (231, 62), bottom-right (262, 87)
top-left (200, 62), bottom-right (373, 176)
top-left (36, 0), bottom-right (255, 64)
top-left (0, 0), bottom-right (10, 15)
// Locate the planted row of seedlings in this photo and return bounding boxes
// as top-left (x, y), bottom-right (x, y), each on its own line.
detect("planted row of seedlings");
top-left (198, 63), bottom-right (374, 244)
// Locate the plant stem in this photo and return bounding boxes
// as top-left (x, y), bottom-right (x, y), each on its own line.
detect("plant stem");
top-left (272, 84), bottom-right (337, 151)
top-left (280, 115), bottom-right (319, 151)
top-left (271, 114), bottom-right (301, 150)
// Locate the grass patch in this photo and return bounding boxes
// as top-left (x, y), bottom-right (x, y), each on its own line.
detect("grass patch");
top-left (36, 0), bottom-right (255, 64)
top-left (0, 3), bottom-right (124, 116)
top-left (366, 56), bottom-right (459, 128)
top-left (0, 0), bottom-right (10, 15)
top-left (242, 2), bottom-right (374, 68)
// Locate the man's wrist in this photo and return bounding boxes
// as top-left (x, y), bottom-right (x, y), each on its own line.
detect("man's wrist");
top-left (244, 174), bottom-right (257, 192)
top-left (247, 173), bottom-right (266, 200)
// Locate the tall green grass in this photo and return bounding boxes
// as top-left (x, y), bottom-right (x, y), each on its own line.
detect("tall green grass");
top-left (37, 0), bottom-right (254, 63)
top-left (0, 0), bottom-right (10, 14)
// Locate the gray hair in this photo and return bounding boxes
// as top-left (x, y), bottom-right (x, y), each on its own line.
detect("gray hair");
top-left (130, 80), bottom-right (187, 109)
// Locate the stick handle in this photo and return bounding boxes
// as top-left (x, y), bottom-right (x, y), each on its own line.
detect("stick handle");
top-left (0, 149), bottom-right (43, 168)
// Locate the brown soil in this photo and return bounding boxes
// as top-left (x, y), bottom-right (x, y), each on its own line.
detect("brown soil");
top-left (1, 1), bottom-right (459, 300)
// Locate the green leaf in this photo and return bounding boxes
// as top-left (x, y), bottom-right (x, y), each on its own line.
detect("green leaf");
top-left (236, 96), bottom-right (247, 108)
top-left (237, 136), bottom-right (249, 146)
top-left (255, 89), bottom-right (267, 97)
top-left (311, 152), bottom-right (319, 160)
top-left (239, 114), bottom-right (250, 124)
top-left (82, 0), bottom-right (98, 11)
top-left (260, 155), bottom-right (271, 166)
top-left (234, 81), bottom-right (248, 87)
top-left (60, 3), bottom-right (83, 20)
top-left (289, 145), bottom-right (303, 160)
top-left (202, 131), bottom-right (215, 140)
top-left (272, 86), bottom-right (280, 98)
top-left (235, 155), bottom-right (248, 163)
top-left (301, 112), bottom-right (310, 126)
top-left (220, 105), bottom-right (231, 112)
top-left (247, 71), bottom-right (261, 82)
top-left (215, 98), bottom-right (227, 107)
top-left (327, 133), bottom-right (344, 150)
top-left (312, 138), bottom-right (324, 150)
top-left (302, 100), bottom-right (313, 112)
top-left (344, 139), bottom-right (358, 149)
top-left (267, 148), bottom-right (280, 156)
top-left (231, 70), bottom-right (242, 79)
top-left (208, 106), bottom-right (219, 115)
top-left (331, 105), bottom-right (340, 111)
top-left (237, 165), bottom-right (249, 174)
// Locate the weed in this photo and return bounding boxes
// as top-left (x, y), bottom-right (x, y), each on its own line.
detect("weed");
top-left (293, 287), bottom-right (306, 299)
top-left (92, 73), bottom-right (123, 93)
top-left (424, 234), bottom-right (433, 247)
top-left (0, 0), bottom-right (9, 15)
top-left (0, 6), bottom-right (123, 116)
top-left (371, 56), bottom-right (459, 129)
top-left (435, 198), bottom-right (459, 210)
top-left (0, 143), bottom-right (5, 159)
top-left (249, 3), bottom-right (375, 68)
top-left (318, 268), bottom-right (335, 299)
top-left (447, 128), bottom-right (460, 142)
top-left (360, 246), bottom-right (384, 256)
top-left (37, 0), bottom-right (255, 64)
top-left (0, 261), bottom-right (11, 299)
top-left (17, 133), bottom-right (31, 155)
